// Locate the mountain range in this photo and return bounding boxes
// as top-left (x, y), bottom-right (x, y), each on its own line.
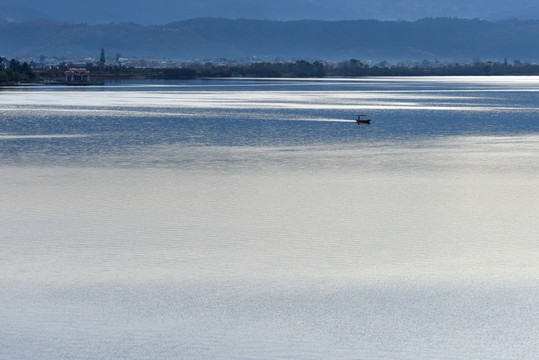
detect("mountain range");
top-left (2, 0), bottom-right (539, 24)
top-left (3, 18), bottom-right (539, 62)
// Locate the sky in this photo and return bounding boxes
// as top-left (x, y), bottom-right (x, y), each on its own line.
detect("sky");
top-left (2, 0), bottom-right (539, 24)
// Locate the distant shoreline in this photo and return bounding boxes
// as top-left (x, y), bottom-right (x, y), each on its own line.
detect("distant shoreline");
top-left (5, 58), bottom-right (539, 87)
top-left (33, 59), bottom-right (539, 82)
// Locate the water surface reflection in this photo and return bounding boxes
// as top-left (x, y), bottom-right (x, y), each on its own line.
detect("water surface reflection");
top-left (1, 78), bottom-right (538, 360)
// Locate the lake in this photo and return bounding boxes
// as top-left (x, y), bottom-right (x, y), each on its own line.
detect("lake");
top-left (1, 77), bottom-right (538, 360)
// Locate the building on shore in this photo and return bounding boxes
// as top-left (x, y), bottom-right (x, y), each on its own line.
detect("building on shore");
top-left (65, 68), bottom-right (90, 83)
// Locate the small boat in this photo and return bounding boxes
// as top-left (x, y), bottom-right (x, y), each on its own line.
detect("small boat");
top-left (356, 114), bottom-right (371, 124)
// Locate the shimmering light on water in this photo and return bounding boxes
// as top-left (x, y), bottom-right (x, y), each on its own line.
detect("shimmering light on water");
top-left (1, 77), bottom-right (538, 360)
top-left (0, 88), bottom-right (533, 112)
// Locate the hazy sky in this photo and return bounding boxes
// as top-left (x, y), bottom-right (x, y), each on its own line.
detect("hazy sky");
top-left (3, 0), bottom-right (539, 24)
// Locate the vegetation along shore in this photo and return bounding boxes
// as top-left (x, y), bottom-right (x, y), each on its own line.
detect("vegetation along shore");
top-left (4, 57), bottom-right (539, 85)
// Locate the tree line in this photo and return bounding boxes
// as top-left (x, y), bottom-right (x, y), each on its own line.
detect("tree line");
top-left (96, 59), bottom-right (539, 78)
top-left (196, 59), bottom-right (539, 77)
top-left (0, 58), bottom-right (36, 83)
top-left (7, 58), bottom-right (539, 85)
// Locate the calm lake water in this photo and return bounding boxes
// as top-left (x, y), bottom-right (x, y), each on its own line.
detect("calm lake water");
top-left (1, 77), bottom-right (538, 360)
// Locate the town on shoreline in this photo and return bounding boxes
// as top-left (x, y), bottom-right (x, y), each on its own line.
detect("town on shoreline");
top-left (4, 56), bottom-right (539, 85)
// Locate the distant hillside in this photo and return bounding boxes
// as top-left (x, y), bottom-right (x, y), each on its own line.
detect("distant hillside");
top-left (3, 18), bottom-right (539, 62)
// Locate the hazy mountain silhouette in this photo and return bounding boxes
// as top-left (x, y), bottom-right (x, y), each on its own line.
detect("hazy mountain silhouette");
top-left (2, 0), bottom-right (539, 24)
top-left (3, 18), bottom-right (539, 62)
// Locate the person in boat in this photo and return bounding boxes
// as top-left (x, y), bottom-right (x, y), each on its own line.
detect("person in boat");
top-left (356, 114), bottom-right (370, 123)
